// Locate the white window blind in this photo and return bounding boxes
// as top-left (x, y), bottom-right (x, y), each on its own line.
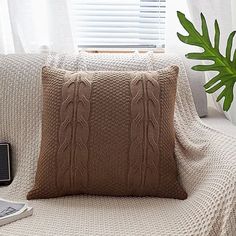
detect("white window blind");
top-left (69, 0), bottom-right (166, 49)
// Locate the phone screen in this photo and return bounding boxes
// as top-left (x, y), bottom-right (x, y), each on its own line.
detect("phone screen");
top-left (0, 144), bottom-right (10, 181)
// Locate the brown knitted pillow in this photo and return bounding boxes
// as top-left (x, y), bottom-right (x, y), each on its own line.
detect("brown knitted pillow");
top-left (27, 66), bottom-right (187, 200)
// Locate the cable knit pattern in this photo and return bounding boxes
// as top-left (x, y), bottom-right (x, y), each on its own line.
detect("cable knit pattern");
top-left (28, 68), bottom-right (185, 199)
top-left (0, 53), bottom-right (235, 236)
top-left (129, 72), bottom-right (161, 194)
top-left (57, 72), bottom-right (92, 193)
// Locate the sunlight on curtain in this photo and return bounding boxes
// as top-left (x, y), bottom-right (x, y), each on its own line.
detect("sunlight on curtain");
top-left (165, 0), bottom-right (208, 117)
top-left (231, 0), bottom-right (236, 30)
top-left (7, 0), bottom-right (51, 53)
top-left (0, 0), bottom-right (75, 53)
top-left (0, 0), bottom-right (14, 54)
top-left (29, 0), bottom-right (50, 51)
top-left (165, 0), bottom-right (189, 54)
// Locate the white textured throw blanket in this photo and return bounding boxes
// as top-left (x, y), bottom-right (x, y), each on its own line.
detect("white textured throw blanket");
top-left (0, 53), bottom-right (235, 236)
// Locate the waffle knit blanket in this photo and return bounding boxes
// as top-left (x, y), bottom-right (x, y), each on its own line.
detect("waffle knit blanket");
top-left (0, 53), bottom-right (235, 236)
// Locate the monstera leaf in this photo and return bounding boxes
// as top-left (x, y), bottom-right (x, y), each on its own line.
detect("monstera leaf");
top-left (177, 11), bottom-right (236, 111)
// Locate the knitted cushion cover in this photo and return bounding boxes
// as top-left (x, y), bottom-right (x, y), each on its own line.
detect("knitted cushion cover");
top-left (27, 66), bottom-right (187, 200)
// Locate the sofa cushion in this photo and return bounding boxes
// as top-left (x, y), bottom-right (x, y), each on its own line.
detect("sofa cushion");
top-left (27, 66), bottom-right (187, 200)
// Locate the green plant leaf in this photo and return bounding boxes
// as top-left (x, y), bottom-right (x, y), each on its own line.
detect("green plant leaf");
top-left (177, 11), bottom-right (236, 111)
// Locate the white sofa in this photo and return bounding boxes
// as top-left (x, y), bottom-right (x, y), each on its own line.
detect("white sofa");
top-left (0, 53), bottom-right (235, 236)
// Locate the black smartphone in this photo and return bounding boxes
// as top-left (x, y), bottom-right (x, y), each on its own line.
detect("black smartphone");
top-left (0, 143), bottom-right (12, 185)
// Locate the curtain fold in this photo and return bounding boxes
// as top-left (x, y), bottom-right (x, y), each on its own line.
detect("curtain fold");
top-left (165, 0), bottom-right (189, 55)
top-left (165, 0), bottom-right (208, 117)
top-left (0, 0), bottom-right (75, 54)
top-left (0, 0), bottom-right (14, 54)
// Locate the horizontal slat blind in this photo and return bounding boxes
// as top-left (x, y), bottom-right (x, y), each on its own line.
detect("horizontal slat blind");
top-left (70, 0), bottom-right (166, 48)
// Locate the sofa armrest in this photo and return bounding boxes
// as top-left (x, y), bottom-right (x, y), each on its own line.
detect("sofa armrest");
top-left (201, 107), bottom-right (236, 138)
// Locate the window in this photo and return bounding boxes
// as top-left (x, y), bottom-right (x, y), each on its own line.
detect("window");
top-left (69, 0), bottom-right (166, 49)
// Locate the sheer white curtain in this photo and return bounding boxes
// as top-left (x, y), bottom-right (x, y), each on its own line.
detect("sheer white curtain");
top-left (0, 0), bottom-right (14, 54)
top-left (165, 0), bottom-right (189, 54)
top-left (0, 0), bottom-right (75, 54)
top-left (187, 0), bottom-right (236, 124)
top-left (165, 0), bottom-right (208, 117)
